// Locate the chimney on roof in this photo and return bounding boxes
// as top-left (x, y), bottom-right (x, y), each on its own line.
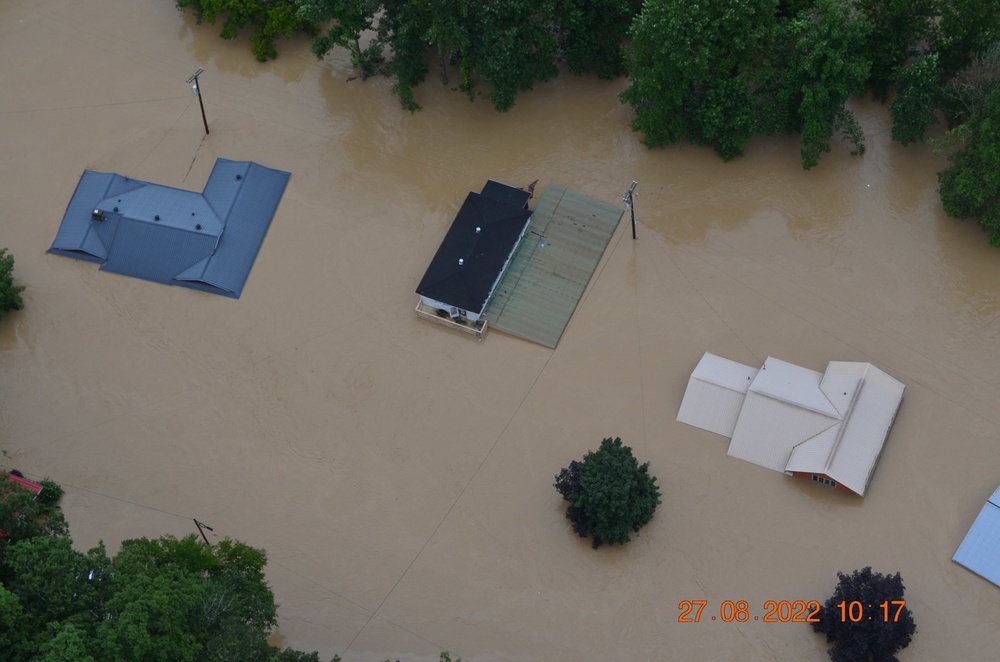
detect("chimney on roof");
top-left (91, 209), bottom-right (105, 222)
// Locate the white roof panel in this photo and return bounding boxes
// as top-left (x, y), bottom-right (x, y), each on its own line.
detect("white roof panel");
top-left (676, 353), bottom-right (758, 438)
top-left (785, 423), bottom-right (842, 474)
top-left (824, 377), bottom-right (904, 495)
top-left (728, 391), bottom-right (839, 472)
top-left (819, 370), bottom-right (863, 417)
top-left (954, 485), bottom-right (1000, 587)
top-left (750, 357), bottom-right (840, 418)
top-left (690, 352), bottom-right (759, 391)
top-left (677, 379), bottom-right (750, 438)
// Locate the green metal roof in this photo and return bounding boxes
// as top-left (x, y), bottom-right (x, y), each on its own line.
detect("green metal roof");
top-left (482, 184), bottom-right (623, 348)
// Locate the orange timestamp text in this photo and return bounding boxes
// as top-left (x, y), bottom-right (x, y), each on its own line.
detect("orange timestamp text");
top-left (678, 599), bottom-right (821, 623)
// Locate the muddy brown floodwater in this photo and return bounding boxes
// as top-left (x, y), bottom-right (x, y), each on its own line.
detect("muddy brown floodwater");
top-left (3, 1), bottom-right (1000, 660)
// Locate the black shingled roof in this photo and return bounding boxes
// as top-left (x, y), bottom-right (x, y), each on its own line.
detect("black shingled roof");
top-left (416, 182), bottom-right (532, 314)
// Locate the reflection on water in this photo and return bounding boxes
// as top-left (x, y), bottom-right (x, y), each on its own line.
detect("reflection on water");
top-left (177, 9), bottom-right (313, 84)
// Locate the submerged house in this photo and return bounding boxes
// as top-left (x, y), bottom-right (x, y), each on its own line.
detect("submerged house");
top-left (49, 158), bottom-right (290, 298)
top-left (415, 180), bottom-right (532, 325)
top-left (953, 485), bottom-right (1000, 587)
top-left (415, 180), bottom-right (625, 347)
top-left (4, 471), bottom-right (42, 496)
top-left (677, 352), bottom-right (905, 496)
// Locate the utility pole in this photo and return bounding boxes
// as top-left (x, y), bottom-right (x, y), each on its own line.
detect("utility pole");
top-left (187, 67), bottom-right (209, 135)
top-left (193, 518), bottom-right (214, 546)
top-left (623, 180), bottom-right (638, 240)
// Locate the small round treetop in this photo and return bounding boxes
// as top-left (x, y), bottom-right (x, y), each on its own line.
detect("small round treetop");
top-left (553, 437), bottom-right (661, 549)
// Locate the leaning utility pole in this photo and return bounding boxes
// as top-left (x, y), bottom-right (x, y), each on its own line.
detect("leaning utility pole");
top-left (186, 67), bottom-right (209, 136)
top-left (623, 180), bottom-right (638, 240)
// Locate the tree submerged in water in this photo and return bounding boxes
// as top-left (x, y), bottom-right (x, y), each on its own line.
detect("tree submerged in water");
top-left (175, 0), bottom-right (319, 62)
top-left (0, 248), bottom-right (25, 320)
top-left (554, 437), bottom-right (661, 549)
top-left (812, 567), bottom-right (916, 662)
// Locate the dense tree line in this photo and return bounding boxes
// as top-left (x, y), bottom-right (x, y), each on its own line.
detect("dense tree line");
top-left (176, 0), bottom-right (998, 241)
top-left (935, 44), bottom-right (1000, 244)
top-left (299, 0), bottom-right (641, 111)
top-left (177, 0), bottom-right (640, 110)
top-left (175, 0), bottom-right (319, 62)
top-left (0, 471), bottom-right (331, 661)
top-left (622, 0), bottom-right (998, 169)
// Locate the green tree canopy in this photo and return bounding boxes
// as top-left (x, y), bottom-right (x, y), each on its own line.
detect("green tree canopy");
top-left (299, 0), bottom-right (381, 75)
top-left (937, 82), bottom-right (1000, 244)
top-left (556, 0), bottom-right (640, 80)
top-left (0, 582), bottom-right (25, 654)
top-left (0, 527), bottom-right (328, 661)
top-left (0, 535), bottom-right (107, 659)
top-left (934, 0), bottom-right (1000, 77)
top-left (889, 53), bottom-right (943, 145)
top-left (785, 0), bottom-right (872, 169)
top-left (621, 0), bottom-right (873, 168)
top-left (884, 2), bottom-right (1000, 147)
top-left (554, 437), bottom-right (661, 549)
top-left (0, 472), bottom-right (68, 560)
top-left (175, 0), bottom-right (319, 61)
top-left (37, 623), bottom-right (97, 662)
top-left (304, 0), bottom-right (641, 112)
top-left (620, 0), bottom-right (779, 159)
top-left (855, 0), bottom-right (936, 101)
top-left (97, 562), bottom-right (205, 661)
top-left (0, 249), bottom-right (25, 320)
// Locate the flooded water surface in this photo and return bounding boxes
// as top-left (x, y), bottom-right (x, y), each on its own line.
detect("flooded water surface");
top-left (2, 1), bottom-right (1000, 660)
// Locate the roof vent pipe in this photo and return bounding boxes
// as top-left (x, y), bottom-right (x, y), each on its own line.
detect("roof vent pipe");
top-left (476, 226), bottom-right (481, 234)
top-left (458, 258), bottom-right (464, 266)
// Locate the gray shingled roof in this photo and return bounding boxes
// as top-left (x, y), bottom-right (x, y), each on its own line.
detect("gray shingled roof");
top-left (49, 159), bottom-right (289, 298)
